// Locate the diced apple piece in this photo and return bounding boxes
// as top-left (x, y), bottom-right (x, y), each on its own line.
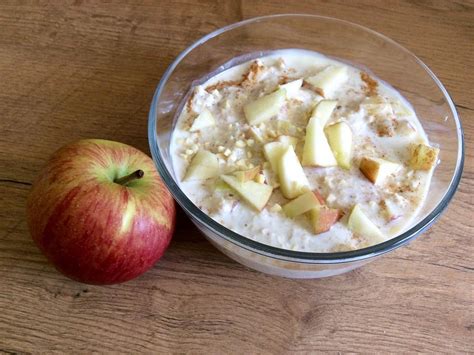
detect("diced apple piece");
top-left (184, 150), bottom-right (219, 181)
top-left (279, 79), bottom-right (303, 98)
top-left (220, 175), bottom-right (273, 211)
top-left (278, 145), bottom-right (310, 199)
top-left (310, 99), bottom-right (338, 126)
top-left (263, 141), bottom-right (287, 172)
top-left (233, 166), bottom-right (260, 182)
top-left (243, 88), bottom-right (286, 125)
top-left (409, 143), bottom-right (439, 170)
top-left (380, 199), bottom-right (402, 221)
top-left (302, 115), bottom-right (337, 167)
top-left (305, 66), bottom-right (348, 97)
top-left (190, 109), bottom-right (215, 132)
top-left (347, 204), bottom-right (385, 244)
top-left (277, 135), bottom-right (298, 148)
top-left (301, 100), bottom-right (338, 167)
top-left (359, 157), bottom-right (401, 185)
top-left (282, 190), bottom-right (321, 218)
top-left (325, 121), bottom-right (353, 169)
top-left (308, 206), bottom-right (340, 234)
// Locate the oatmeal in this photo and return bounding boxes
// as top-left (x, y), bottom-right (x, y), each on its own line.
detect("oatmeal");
top-left (170, 49), bottom-right (439, 252)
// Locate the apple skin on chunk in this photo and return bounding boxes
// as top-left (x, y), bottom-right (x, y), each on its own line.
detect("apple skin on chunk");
top-left (409, 143), bottom-right (439, 170)
top-left (184, 150), bottom-right (219, 181)
top-left (308, 206), bottom-right (340, 235)
top-left (313, 189), bottom-right (326, 204)
top-left (325, 121), bottom-right (353, 169)
top-left (305, 66), bottom-right (348, 98)
top-left (220, 175), bottom-right (273, 211)
top-left (190, 109), bottom-right (215, 132)
top-left (302, 100), bottom-right (338, 167)
top-left (282, 190), bottom-right (321, 218)
top-left (278, 145), bottom-right (310, 199)
top-left (347, 204), bottom-right (385, 244)
top-left (243, 88), bottom-right (286, 125)
top-left (359, 157), bottom-right (401, 185)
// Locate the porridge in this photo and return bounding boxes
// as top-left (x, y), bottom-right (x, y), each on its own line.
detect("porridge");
top-left (170, 49), bottom-right (439, 252)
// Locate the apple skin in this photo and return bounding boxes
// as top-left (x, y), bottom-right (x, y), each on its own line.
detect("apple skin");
top-left (26, 139), bottom-right (176, 285)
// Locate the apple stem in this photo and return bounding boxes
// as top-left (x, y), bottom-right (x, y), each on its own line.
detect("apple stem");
top-left (114, 169), bottom-right (144, 186)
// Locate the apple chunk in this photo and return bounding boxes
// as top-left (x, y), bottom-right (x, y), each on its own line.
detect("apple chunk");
top-left (313, 189), bottom-right (326, 205)
top-left (359, 157), bottom-right (401, 185)
top-left (308, 206), bottom-right (340, 234)
top-left (243, 88), bottom-right (286, 125)
top-left (302, 115), bottom-right (337, 167)
top-left (233, 166), bottom-right (260, 182)
top-left (409, 143), bottom-right (439, 170)
top-left (347, 204), bottom-right (385, 244)
top-left (310, 99), bottom-right (338, 126)
top-left (278, 145), bottom-right (310, 199)
top-left (190, 109), bottom-right (215, 132)
top-left (305, 66), bottom-right (348, 97)
top-left (282, 190), bottom-right (321, 218)
top-left (325, 121), bottom-right (353, 169)
top-left (279, 79), bottom-right (303, 98)
top-left (220, 175), bottom-right (273, 211)
top-left (184, 150), bottom-right (219, 181)
top-left (263, 141), bottom-right (287, 172)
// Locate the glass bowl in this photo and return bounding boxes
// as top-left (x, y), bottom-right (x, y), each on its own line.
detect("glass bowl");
top-left (148, 14), bottom-right (464, 278)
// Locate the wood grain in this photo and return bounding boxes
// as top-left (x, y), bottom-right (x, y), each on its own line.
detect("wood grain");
top-left (0, 1), bottom-right (472, 353)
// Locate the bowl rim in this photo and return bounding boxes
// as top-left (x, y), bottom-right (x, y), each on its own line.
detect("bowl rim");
top-left (148, 14), bottom-right (464, 264)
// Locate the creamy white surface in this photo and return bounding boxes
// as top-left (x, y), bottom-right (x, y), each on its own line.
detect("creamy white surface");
top-left (170, 49), bottom-right (434, 252)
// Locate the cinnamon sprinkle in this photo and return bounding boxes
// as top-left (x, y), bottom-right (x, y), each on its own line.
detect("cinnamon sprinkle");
top-left (203, 60), bottom-right (265, 93)
top-left (302, 80), bottom-right (325, 97)
top-left (278, 75), bottom-right (290, 85)
top-left (360, 72), bottom-right (378, 96)
top-left (240, 60), bottom-right (264, 88)
top-left (204, 80), bottom-right (241, 93)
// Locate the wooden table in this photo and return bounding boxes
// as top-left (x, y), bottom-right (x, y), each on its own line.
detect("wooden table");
top-left (1, 1), bottom-right (472, 353)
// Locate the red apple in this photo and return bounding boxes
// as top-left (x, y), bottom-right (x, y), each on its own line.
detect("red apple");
top-left (26, 139), bottom-right (176, 285)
